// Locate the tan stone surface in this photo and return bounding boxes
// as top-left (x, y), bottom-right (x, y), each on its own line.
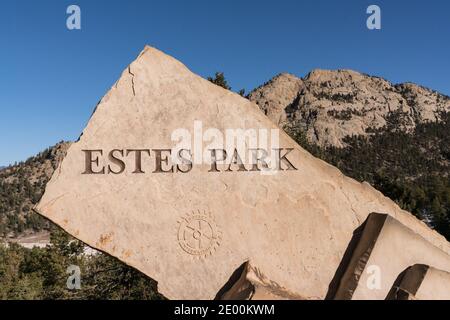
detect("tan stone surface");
top-left (218, 261), bottom-right (303, 300)
top-left (35, 46), bottom-right (450, 300)
top-left (247, 73), bottom-right (305, 126)
top-left (414, 266), bottom-right (450, 300)
top-left (389, 264), bottom-right (450, 300)
top-left (334, 214), bottom-right (450, 300)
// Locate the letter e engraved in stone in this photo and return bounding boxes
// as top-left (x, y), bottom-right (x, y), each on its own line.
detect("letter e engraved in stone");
top-left (82, 150), bottom-right (105, 174)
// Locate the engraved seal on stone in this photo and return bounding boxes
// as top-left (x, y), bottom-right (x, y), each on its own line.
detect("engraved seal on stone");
top-left (177, 210), bottom-right (221, 257)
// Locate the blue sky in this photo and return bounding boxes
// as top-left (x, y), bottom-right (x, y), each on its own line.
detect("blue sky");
top-left (0, 0), bottom-right (449, 166)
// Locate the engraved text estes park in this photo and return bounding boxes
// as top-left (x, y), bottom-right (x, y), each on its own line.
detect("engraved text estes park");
top-left (81, 148), bottom-right (297, 174)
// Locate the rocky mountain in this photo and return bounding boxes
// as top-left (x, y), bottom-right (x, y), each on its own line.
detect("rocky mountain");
top-left (248, 69), bottom-right (449, 240)
top-left (248, 70), bottom-right (450, 147)
top-left (0, 142), bottom-right (70, 238)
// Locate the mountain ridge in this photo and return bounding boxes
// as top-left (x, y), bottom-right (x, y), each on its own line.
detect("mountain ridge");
top-left (248, 69), bottom-right (449, 240)
top-left (248, 69), bottom-right (450, 147)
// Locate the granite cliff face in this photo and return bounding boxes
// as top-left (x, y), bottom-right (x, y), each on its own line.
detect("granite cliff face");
top-left (249, 70), bottom-right (450, 147)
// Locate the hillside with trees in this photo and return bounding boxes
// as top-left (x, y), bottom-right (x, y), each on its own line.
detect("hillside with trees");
top-left (0, 143), bottom-right (162, 299)
top-left (285, 110), bottom-right (450, 239)
top-left (0, 142), bottom-right (70, 237)
top-left (0, 225), bottom-right (163, 299)
top-left (248, 70), bottom-right (449, 240)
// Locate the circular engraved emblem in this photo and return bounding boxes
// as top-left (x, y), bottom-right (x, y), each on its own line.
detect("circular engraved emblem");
top-left (177, 210), bottom-right (221, 257)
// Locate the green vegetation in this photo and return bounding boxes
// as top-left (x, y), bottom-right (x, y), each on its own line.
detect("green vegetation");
top-left (0, 142), bottom-right (163, 300)
top-left (0, 145), bottom-right (61, 237)
top-left (286, 111), bottom-right (450, 239)
top-left (207, 72), bottom-right (246, 97)
top-left (0, 226), bottom-right (163, 300)
top-left (207, 72), bottom-right (231, 90)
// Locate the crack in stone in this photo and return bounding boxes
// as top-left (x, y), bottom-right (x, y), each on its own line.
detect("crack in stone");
top-left (338, 181), bottom-right (361, 226)
top-left (128, 66), bottom-right (136, 96)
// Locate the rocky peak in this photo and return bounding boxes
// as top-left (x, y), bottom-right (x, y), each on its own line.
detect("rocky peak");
top-left (247, 73), bottom-right (304, 126)
top-left (249, 69), bottom-right (450, 147)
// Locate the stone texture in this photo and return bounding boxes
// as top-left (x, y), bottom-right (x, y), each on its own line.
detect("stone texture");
top-left (414, 267), bottom-right (450, 300)
top-left (217, 261), bottom-right (303, 300)
top-left (387, 264), bottom-right (450, 300)
top-left (249, 70), bottom-right (450, 147)
top-left (35, 46), bottom-right (450, 300)
top-left (247, 73), bottom-right (305, 126)
top-left (334, 213), bottom-right (450, 300)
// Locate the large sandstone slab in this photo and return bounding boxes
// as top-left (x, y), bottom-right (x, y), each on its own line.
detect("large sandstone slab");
top-left (334, 213), bottom-right (450, 300)
top-left (35, 46), bottom-right (450, 300)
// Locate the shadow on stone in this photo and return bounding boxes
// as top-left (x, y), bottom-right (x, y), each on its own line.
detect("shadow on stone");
top-left (325, 220), bottom-right (367, 300)
top-left (214, 261), bottom-right (250, 300)
top-left (386, 264), bottom-right (429, 300)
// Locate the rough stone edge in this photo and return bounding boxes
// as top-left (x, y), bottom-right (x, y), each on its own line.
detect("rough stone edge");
top-left (217, 261), bottom-right (305, 300)
top-left (333, 213), bottom-right (388, 300)
top-left (386, 264), bottom-right (429, 300)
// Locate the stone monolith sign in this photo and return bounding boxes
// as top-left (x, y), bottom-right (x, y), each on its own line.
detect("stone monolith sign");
top-left (35, 46), bottom-right (450, 299)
